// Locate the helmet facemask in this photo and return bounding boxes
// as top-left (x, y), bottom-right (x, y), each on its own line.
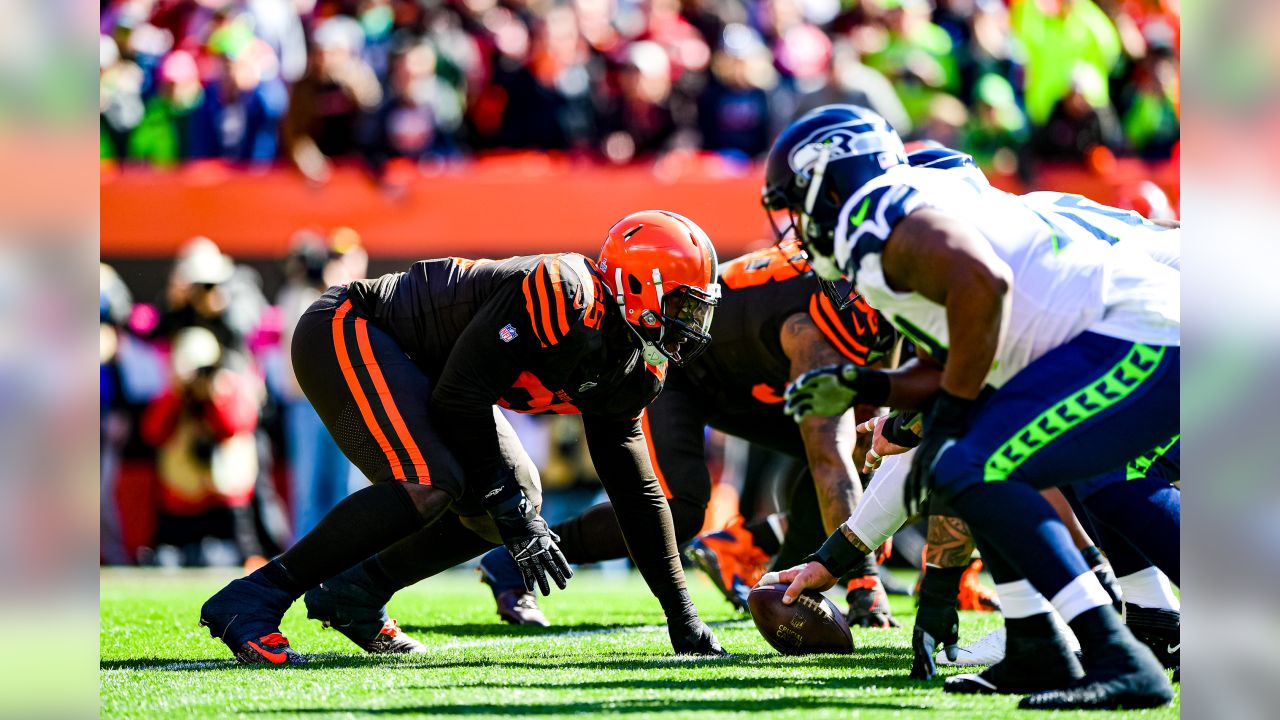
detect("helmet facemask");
top-left (609, 266), bottom-right (720, 367)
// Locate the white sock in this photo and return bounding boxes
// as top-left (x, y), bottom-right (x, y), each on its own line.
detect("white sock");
top-left (1050, 571), bottom-right (1113, 622)
top-left (995, 580), bottom-right (1054, 619)
top-left (1118, 567), bottom-right (1179, 611)
top-left (765, 513), bottom-right (787, 547)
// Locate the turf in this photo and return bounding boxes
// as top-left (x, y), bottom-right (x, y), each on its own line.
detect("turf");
top-left (100, 567), bottom-right (1178, 719)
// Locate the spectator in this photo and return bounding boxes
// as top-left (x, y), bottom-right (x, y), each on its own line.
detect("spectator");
top-left (1032, 62), bottom-right (1122, 161)
top-left (964, 72), bottom-right (1029, 176)
top-left (1121, 47), bottom-right (1179, 158)
top-left (141, 327), bottom-right (263, 567)
top-left (793, 39), bottom-right (913, 135)
top-left (862, 0), bottom-right (961, 126)
top-left (187, 36), bottom-right (291, 163)
top-left (598, 41), bottom-right (680, 163)
top-left (1012, 0), bottom-right (1122, 126)
top-left (152, 238), bottom-right (257, 361)
top-left (698, 24), bottom-right (776, 159)
top-left (125, 49), bottom-right (203, 166)
top-left (282, 15), bottom-right (383, 182)
top-left (361, 40), bottom-right (465, 178)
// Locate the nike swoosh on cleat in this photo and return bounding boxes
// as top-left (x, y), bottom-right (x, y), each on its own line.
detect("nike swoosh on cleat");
top-left (247, 641), bottom-right (289, 664)
top-left (1167, 643), bottom-right (1180, 654)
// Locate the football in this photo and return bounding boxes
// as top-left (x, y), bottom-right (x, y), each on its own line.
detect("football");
top-left (747, 583), bottom-right (854, 655)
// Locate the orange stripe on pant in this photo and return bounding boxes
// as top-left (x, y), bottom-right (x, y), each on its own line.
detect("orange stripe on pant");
top-left (332, 300), bottom-right (406, 481)
top-left (353, 317), bottom-right (431, 483)
top-left (640, 410), bottom-right (674, 500)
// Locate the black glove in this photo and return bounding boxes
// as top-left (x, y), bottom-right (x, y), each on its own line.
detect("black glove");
top-left (668, 616), bottom-right (727, 656)
top-left (904, 390), bottom-right (974, 516)
top-left (909, 599), bottom-right (960, 680)
top-left (783, 363), bottom-right (891, 421)
top-left (491, 496), bottom-right (573, 596)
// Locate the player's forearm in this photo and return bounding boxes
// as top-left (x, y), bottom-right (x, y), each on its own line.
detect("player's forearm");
top-left (606, 477), bottom-right (692, 618)
top-left (584, 417), bottom-right (694, 619)
top-left (810, 463), bottom-right (860, 536)
top-left (881, 359), bottom-right (943, 410)
top-left (799, 414), bottom-right (861, 535)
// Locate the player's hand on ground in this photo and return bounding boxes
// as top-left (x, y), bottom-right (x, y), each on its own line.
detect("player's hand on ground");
top-left (668, 616), bottom-right (727, 656)
top-left (909, 598), bottom-right (959, 680)
top-left (492, 499), bottom-right (573, 596)
top-left (784, 364), bottom-right (881, 421)
top-left (759, 562), bottom-right (837, 605)
top-left (856, 414), bottom-right (916, 473)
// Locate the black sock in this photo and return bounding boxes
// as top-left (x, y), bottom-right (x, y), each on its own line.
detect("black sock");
top-left (744, 516), bottom-right (782, 556)
top-left (1068, 605), bottom-right (1128, 663)
top-left (1006, 612), bottom-right (1058, 640)
top-left (255, 482), bottom-right (427, 597)
top-left (370, 514), bottom-right (497, 592)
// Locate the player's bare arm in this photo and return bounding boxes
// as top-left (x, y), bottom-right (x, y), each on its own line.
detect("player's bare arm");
top-left (780, 313), bottom-right (860, 535)
top-left (880, 208), bottom-right (1011, 402)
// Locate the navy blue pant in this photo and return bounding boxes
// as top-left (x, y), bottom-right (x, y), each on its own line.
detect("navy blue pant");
top-left (933, 332), bottom-right (1179, 602)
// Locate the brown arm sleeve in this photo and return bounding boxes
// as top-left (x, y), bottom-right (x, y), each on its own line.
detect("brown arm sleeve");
top-left (582, 413), bottom-right (694, 620)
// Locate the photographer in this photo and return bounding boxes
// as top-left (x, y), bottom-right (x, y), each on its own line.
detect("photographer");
top-left (141, 327), bottom-right (263, 566)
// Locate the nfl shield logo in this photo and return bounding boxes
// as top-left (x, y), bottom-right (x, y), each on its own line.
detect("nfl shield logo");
top-left (499, 324), bottom-right (519, 343)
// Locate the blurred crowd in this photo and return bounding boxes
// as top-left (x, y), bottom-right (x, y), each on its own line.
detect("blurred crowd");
top-left (101, 0), bottom-right (1180, 183)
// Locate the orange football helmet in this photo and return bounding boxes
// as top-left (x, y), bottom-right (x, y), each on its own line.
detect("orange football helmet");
top-left (597, 210), bottom-right (721, 366)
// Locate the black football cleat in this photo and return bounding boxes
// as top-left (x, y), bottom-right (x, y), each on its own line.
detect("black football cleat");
top-left (199, 575), bottom-right (304, 664)
top-left (1019, 634), bottom-right (1173, 710)
top-left (479, 548), bottom-right (550, 626)
top-left (945, 616), bottom-right (1083, 695)
top-left (1124, 603), bottom-right (1180, 669)
top-left (304, 565), bottom-right (425, 654)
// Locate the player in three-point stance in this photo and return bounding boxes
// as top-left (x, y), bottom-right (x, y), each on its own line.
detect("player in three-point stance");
top-left (198, 211), bottom-right (726, 662)
top-left (466, 238), bottom-right (901, 631)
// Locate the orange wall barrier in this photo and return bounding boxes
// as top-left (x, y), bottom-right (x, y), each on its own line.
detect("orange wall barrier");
top-left (101, 155), bottom-right (1177, 260)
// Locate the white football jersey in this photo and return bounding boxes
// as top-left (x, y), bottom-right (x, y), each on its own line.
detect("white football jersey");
top-left (834, 165), bottom-right (1180, 388)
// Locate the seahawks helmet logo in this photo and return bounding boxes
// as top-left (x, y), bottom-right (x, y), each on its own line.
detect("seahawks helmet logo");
top-left (788, 119), bottom-right (904, 176)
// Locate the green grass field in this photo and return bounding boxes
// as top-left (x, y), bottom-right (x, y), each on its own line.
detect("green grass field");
top-left (100, 568), bottom-right (1178, 719)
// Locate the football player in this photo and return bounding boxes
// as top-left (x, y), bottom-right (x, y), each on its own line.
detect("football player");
top-left (198, 211), bottom-right (727, 663)
top-left (473, 238), bottom-right (901, 629)
top-left (762, 105), bottom-right (1178, 710)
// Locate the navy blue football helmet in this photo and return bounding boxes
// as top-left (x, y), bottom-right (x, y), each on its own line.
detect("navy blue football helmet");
top-left (762, 105), bottom-right (907, 300)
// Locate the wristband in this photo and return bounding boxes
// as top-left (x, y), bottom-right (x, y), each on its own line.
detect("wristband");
top-left (804, 522), bottom-right (866, 578)
top-left (883, 411), bottom-right (923, 448)
top-left (924, 390), bottom-right (974, 436)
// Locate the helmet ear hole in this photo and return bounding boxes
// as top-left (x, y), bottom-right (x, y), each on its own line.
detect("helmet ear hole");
top-left (628, 274), bottom-right (643, 294)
